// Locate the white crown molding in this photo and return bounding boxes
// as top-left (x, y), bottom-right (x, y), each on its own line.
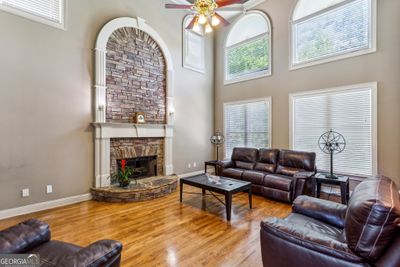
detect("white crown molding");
top-left (0, 194), bottom-right (92, 220)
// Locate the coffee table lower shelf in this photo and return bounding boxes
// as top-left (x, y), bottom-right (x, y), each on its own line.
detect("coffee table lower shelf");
top-left (180, 174), bottom-right (252, 221)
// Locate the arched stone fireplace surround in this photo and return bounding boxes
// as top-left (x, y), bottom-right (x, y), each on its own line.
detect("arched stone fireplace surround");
top-left (92, 17), bottom-right (174, 187)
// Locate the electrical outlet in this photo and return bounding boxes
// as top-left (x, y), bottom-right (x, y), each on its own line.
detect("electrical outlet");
top-left (46, 185), bottom-right (53, 194)
top-left (188, 163), bottom-right (191, 168)
top-left (193, 162), bottom-right (197, 167)
top-left (22, 188), bottom-right (29, 198)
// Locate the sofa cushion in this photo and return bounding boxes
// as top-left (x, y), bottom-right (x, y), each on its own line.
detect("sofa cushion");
top-left (285, 213), bottom-right (343, 240)
top-left (276, 150), bottom-right (316, 177)
top-left (221, 168), bottom-right (245, 180)
top-left (236, 161), bottom-right (255, 170)
top-left (263, 174), bottom-right (293, 192)
top-left (255, 163), bottom-right (275, 173)
top-left (261, 187), bottom-right (291, 203)
top-left (345, 176), bottom-right (400, 261)
top-left (255, 149), bottom-right (279, 173)
top-left (231, 147), bottom-right (258, 163)
top-left (242, 170), bottom-right (266, 185)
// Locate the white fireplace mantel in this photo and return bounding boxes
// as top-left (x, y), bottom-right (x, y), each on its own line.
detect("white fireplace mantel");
top-left (92, 123), bottom-right (173, 139)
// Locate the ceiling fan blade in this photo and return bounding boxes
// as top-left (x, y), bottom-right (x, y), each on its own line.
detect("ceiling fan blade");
top-left (216, 0), bottom-right (243, 8)
top-left (186, 16), bottom-right (197, 30)
top-left (165, 4), bottom-right (193, 9)
top-left (214, 12), bottom-right (230, 27)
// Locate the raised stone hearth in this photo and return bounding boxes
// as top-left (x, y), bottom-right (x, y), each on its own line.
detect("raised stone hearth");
top-left (90, 175), bottom-right (178, 202)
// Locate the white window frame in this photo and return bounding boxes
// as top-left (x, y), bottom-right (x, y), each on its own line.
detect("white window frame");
top-left (0, 0), bottom-right (66, 30)
top-left (182, 15), bottom-right (205, 73)
top-left (289, 0), bottom-right (377, 70)
top-left (223, 97), bottom-right (273, 159)
top-left (224, 10), bottom-right (272, 85)
top-left (289, 82), bottom-right (378, 177)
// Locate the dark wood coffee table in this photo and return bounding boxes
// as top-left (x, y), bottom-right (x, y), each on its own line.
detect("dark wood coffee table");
top-left (180, 174), bottom-right (252, 221)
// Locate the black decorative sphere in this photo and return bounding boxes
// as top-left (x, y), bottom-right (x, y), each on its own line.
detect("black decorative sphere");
top-left (318, 129), bottom-right (346, 155)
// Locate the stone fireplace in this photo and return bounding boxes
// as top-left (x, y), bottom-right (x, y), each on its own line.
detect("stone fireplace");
top-left (92, 17), bottom-right (175, 188)
top-left (117, 156), bottom-right (157, 179)
top-left (110, 138), bottom-right (164, 179)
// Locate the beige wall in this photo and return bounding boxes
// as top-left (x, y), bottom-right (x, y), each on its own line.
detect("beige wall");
top-left (0, 0), bottom-right (214, 210)
top-left (214, 0), bottom-right (400, 184)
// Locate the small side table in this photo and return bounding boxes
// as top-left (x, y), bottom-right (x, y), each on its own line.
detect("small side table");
top-left (311, 173), bottom-right (350, 204)
top-left (204, 160), bottom-right (218, 174)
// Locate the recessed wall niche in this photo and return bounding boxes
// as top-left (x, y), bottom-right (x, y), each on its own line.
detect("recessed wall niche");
top-left (105, 27), bottom-right (167, 124)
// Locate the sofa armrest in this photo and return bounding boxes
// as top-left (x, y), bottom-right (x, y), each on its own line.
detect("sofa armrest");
top-left (217, 160), bottom-right (234, 168)
top-left (260, 218), bottom-right (363, 263)
top-left (292, 195), bottom-right (347, 229)
top-left (58, 240), bottom-right (123, 267)
top-left (291, 172), bottom-right (315, 200)
top-left (0, 219), bottom-right (50, 253)
top-left (216, 160), bottom-right (234, 175)
top-left (293, 171), bottom-right (315, 179)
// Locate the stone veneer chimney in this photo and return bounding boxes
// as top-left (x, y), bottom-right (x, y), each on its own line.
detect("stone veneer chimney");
top-left (106, 27), bottom-right (167, 124)
top-left (93, 17), bottom-right (175, 188)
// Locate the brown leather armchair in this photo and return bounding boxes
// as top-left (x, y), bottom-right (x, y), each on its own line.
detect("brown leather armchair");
top-left (260, 176), bottom-right (400, 267)
top-left (0, 219), bottom-right (122, 267)
top-left (217, 147), bottom-right (316, 203)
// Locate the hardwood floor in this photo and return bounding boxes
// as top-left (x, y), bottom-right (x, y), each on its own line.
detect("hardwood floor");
top-left (0, 187), bottom-right (291, 266)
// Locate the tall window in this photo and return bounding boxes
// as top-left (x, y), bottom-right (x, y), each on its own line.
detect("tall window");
top-left (224, 98), bottom-right (272, 159)
top-left (291, 0), bottom-right (376, 69)
top-left (183, 15), bottom-right (205, 73)
top-left (0, 0), bottom-right (65, 29)
top-left (225, 11), bottom-right (271, 84)
top-left (290, 83), bottom-right (377, 177)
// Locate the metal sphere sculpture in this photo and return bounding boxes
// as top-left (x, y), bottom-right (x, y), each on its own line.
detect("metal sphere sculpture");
top-left (210, 131), bottom-right (225, 161)
top-left (318, 129), bottom-right (346, 179)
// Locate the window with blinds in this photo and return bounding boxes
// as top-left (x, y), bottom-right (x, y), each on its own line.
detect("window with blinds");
top-left (291, 0), bottom-right (375, 68)
top-left (0, 0), bottom-right (65, 29)
top-left (224, 98), bottom-right (271, 159)
top-left (290, 83), bottom-right (377, 177)
top-left (225, 11), bottom-right (271, 84)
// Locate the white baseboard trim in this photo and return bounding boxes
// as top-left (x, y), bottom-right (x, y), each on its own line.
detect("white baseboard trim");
top-left (0, 193), bottom-right (92, 220)
top-left (178, 170), bottom-right (204, 178)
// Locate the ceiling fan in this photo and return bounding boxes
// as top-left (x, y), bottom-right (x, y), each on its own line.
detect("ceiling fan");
top-left (165, 0), bottom-right (246, 33)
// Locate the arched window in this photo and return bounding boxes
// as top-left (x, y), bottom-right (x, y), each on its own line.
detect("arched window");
top-left (183, 15), bottom-right (205, 73)
top-left (291, 0), bottom-right (376, 69)
top-left (225, 11), bottom-right (271, 84)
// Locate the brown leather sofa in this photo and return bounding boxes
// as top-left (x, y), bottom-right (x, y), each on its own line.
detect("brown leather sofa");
top-left (0, 219), bottom-right (122, 267)
top-left (260, 176), bottom-right (400, 267)
top-left (216, 147), bottom-right (316, 203)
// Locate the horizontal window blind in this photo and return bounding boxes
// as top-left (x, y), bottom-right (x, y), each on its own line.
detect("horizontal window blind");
top-left (1, 0), bottom-right (64, 25)
top-left (226, 35), bottom-right (269, 81)
top-left (293, 0), bottom-right (371, 66)
top-left (292, 85), bottom-right (376, 176)
top-left (224, 100), bottom-right (271, 159)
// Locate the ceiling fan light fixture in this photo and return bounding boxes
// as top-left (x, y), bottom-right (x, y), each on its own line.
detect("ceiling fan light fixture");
top-left (211, 14), bottom-right (220, 26)
top-left (205, 22), bottom-right (213, 33)
top-left (198, 14), bottom-right (207, 24)
top-left (192, 20), bottom-right (201, 33)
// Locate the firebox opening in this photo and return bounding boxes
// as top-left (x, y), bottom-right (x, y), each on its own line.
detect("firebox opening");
top-left (117, 155), bottom-right (157, 180)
